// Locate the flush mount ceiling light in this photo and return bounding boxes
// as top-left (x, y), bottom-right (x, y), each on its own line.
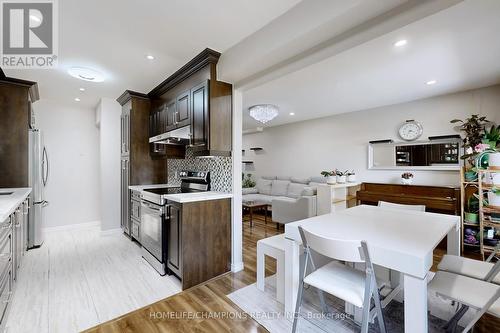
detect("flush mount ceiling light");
top-left (74, 97), bottom-right (81, 102)
top-left (79, 88), bottom-right (85, 91)
top-left (68, 67), bottom-right (105, 82)
top-left (394, 39), bottom-right (407, 47)
top-left (426, 80), bottom-right (437, 85)
top-left (146, 55), bottom-right (155, 60)
top-left (248, 104), bottom-right (279, 124)
top-left (289, 112), bottom-right (295, 116)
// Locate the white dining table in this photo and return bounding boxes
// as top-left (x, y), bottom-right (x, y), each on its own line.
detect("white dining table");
top-left (284, 205), bottom-right (460, 333)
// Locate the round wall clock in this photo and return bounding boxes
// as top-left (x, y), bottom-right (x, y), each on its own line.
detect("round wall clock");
top-left (398, 120), bottom-right (423, 141)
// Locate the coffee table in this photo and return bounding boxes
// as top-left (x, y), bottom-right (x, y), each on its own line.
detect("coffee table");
top-left (242, 201), bottom-right (269, 227)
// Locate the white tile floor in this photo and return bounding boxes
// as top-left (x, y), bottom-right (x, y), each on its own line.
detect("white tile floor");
top-left (5, 225), bottom-right (181, 333)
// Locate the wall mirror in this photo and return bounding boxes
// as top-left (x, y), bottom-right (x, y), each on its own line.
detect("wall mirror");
top-left (368, 139), bottom-right (462, 170)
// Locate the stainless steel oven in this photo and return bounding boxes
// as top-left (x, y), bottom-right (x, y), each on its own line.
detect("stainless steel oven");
top-left (140, 200), bottom-right (168, 275)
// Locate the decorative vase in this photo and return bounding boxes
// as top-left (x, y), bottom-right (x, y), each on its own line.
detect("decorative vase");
top-left (401, 177), bottom-right (413, 185)
top-left (336, 175), bottom-right (346, 184)
top-left (347, 175), bottom-right (357, 183)
top-left (489, 152), bottom-right (500, 170)
top-left (326, 176), bottom-right (336, 185)
top-left (464, 212), bottom-right (479, 224)
top-left (487, 191), bottom-right (500, 208)
top-left (464, 171), bottom-right (478, 182)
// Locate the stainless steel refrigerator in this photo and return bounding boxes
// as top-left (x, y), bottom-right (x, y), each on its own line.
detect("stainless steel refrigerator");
top-left (28, 129), bottom-right (48, 248)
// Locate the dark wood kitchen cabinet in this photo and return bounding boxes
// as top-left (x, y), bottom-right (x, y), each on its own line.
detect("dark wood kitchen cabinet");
top-left (167, 198), bottom-right (231, 290)
top-left (190, 81), bottom-right (209, 148)
top-left (175, 90), bottom-right (191, 128)
top-left (0, 75), bottom-right (39, 188)
top-left (117, 91), bottom-right (167, 236)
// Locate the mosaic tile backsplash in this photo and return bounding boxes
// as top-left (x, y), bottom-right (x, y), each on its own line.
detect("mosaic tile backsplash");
top-left (167, 148), bottom-right (233, 193)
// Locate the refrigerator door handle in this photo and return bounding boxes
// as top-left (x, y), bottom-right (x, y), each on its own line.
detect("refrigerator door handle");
top-left (42, 146), bottom-right (49, 186)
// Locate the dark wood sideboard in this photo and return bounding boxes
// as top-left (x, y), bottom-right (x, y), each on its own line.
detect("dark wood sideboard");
top-left (356, 182), bottom-right (461, 216)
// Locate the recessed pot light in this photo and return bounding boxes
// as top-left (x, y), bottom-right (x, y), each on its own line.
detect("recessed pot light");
top-left (79, 88), bottom-right (85, 91)
top-left (426, 80), bottom-right (437, 85)
top-left (68, 67), bottom-right (105, 82)
top-left (146, 55), bottom-right (155, 60)
top-left (394, 39), bottom-right (407, 47)
top-left (289, 112), bottom-right (295, 116)
top-left (74, 97), bottom-right (81, 102)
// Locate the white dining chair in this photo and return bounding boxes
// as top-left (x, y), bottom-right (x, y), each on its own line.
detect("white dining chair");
top-left (292, 226), bottom-right (386, 333)
top-left (377, 201), bottom-right (426, 212)
top-left (428, 266), bottom-right (500, 332)
top-left (437, 243), bottom-right (500, 284)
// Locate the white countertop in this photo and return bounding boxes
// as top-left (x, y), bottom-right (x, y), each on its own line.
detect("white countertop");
top-left (128, 184), bottom-right (178, 191)
top-left (0, 188), bottom-right (32, 222)
top-left (163, 191), bottom-right (233, 203)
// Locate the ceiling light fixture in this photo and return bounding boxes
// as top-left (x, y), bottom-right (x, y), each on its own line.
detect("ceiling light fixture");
top-left (394, 39), bottom-right (408, 47)
top-left (426, 80), bottom-right (437, 85)
top-left (248, 104), bottom-right (279, 124)
top-left (74, 97), bottom-right (81, 102)
top-left (79, 88), bottom-right (85, 91)
top-left (146, 55), bottom-right (155, 60)
top-left (68, 67), bottom-right (105, 82)
top-left (289, 112), bottom-right (295, 116)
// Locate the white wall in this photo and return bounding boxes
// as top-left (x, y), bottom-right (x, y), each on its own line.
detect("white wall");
top-left (243, 85), bottom-right (500, 187)
top-left (34, 99), bottom-right (100, 228)
top-left (96, 98), bottom-right (121, 232)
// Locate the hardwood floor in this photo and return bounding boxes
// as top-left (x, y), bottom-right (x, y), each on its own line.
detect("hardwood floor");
top-left (86, 212), bottom-right (499, 333)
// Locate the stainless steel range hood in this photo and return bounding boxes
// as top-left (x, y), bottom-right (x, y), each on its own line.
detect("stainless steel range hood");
top-left (149, 125), bottom-right (190, 145)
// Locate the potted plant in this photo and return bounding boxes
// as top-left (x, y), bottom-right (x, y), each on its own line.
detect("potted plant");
top-left (346, 170), bottom-right (356, 183)
top-left (483, 125), bottom-right (500, 149)
top-left (401, 172), bottom-right (414, 185)
top-left (488, 187), bottom-right (500, 208)
top-left (321, 171), bottom-right (336, 184)
top-left (335, 169), bottom-right (348, 184)
top-left (450, 115), bottom-right (490, 171)
top-left (464, 195), bottom-right (479, 224)
top-left (242, 173), bottom-right (256, 188)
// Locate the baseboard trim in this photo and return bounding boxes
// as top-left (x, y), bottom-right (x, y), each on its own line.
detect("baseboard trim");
top-left (43, 220), bottom-right (101, 233)
top-left (231, 261), bottom-right (244, 273)
top-left (100, 228), bottom-right (123, 236)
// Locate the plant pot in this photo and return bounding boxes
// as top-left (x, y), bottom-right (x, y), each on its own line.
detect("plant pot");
top-left (347, 175), bottom-right (356, 183)
top-left (464, 171), bottom-right (478, 182)
top-left (401, 177), bottom-right (413, 185)
top-left (487, 191), bottom-right (500, 208)
top-left (326, 176), bottom-right (336, 185)
top-left (489, 152), bottom-right (500, 170)
top-left (464, 212), bottom-right (479, 224)
top-left (336, 175), bottom-right (346, 184)
top-left (492, 173), bottom-right (500, 186)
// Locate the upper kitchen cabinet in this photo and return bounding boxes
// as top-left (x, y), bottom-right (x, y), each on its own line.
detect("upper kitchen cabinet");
top-left (0, 74), bottom-right (39, 188)
top-left (148, 48), bottom-right (232, 157)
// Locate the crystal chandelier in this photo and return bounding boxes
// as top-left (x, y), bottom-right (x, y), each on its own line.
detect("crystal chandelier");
top-left (248, 104), bottom-right (279, 124)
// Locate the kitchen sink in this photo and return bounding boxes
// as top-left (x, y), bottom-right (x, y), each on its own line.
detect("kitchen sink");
top-left (0, 192), bottom-right (13, 196)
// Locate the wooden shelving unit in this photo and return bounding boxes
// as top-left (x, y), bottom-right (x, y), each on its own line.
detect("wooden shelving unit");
top-left (317, 183), bottom-right (361, 215)
top-left (461, 167), bottom-right (500, 259)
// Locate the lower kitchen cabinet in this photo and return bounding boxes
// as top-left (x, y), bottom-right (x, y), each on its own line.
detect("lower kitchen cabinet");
top-left (169, 198), bottom-right (231, 290)
top-left (130, 190), bottom-right (141, 242)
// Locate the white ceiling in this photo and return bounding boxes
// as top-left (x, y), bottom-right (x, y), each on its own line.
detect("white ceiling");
top-left (4, 0), bottom-right (301, 108)
top-left (242, 0), bottom-right (500, 129)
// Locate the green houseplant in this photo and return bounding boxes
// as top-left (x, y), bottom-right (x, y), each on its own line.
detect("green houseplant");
top-left (483, 125), bottom-right (500, 149)
top-left (335, 169), bottom-right (348, 184)
top-left (464, 195), bottom-right (479, 224)
top-left (450, 114), bottom-right (490, 167)
top-left (321, 170), bottom-right (336, 184)
top-left (242, 173), bottom-right (256, 188)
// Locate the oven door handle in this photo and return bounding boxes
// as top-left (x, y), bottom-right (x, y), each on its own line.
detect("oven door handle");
top-left (141, 201), bottom-right (165, 216)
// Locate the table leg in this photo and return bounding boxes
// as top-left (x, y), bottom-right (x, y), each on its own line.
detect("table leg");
top-left (264, 206), bottom-right (267, 226)
top-left (447, 222), bottom-right (460, 256)
top-left (285, 238), bottom-right (301, 314)
top-left (404, 273), bottom-right (428, 333)
top-left (249, 207), bottom-right (253, 228)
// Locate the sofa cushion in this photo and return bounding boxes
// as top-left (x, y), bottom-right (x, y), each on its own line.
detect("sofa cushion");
top-left (242, 187), bottom-right (258, 195)
top-left (242, 194), bottom-right (274, 205)
top-left (301, 186), bottom-right (316, 196)
top-left (277, 176), bottom-right (291, 181)
top-left (291, 177), bottom-right (310, 184)
top-left (262, 176), bottom-right (277, 180)
top-left (273, 196), bottom-right (297, 204)
top-left (287, 183), bottom-right (306, 198)
top-left (271, 180), bottom-right (290, 196)
top-left (256, 178), bottom-right (272, 195)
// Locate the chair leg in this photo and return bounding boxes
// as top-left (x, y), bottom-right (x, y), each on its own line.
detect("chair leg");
top-left (292, 281), bottom-right (305, 333)
top-left (361, 277), bottom-right (373, 333)
top-left (372, 280), bottom-right (387, 333)
top-left (444, 305), bottom-right (468, 333)
top-left (256, 248), bottom-right (265, 292)
top-left (316, 289), bottom-right (328, 314)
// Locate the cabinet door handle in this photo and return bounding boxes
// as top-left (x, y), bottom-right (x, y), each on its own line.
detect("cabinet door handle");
top-left (175, 111), bottom-right (179, 125)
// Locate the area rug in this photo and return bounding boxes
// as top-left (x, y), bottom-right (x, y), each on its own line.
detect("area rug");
top-left (228, 275), bottom-right (471, 332)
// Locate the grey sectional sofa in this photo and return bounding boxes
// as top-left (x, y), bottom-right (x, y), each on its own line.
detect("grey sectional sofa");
top-left (242, 176), bottom-right (326, 225)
